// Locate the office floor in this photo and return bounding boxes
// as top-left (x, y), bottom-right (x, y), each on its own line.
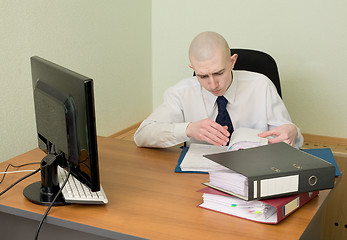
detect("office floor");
top-left (111, 124), bottom-right (347, 158)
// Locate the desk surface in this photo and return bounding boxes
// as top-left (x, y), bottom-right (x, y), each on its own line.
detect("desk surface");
top-left (0, 137), bottom-right (331, 240)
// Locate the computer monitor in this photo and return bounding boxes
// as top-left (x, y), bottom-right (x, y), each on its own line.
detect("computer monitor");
top-left (23, 56), bottom-right (100, 205)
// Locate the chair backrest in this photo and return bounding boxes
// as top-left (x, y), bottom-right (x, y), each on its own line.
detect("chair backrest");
top-left (193, 49), bottom-right (282, 98)
top-left (231, 49), bottom-right (282, 98)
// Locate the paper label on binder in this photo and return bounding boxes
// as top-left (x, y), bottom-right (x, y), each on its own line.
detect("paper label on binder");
top-left (254, 181), bottom-right (258, 199)
top-left (283, 197), bottom-right (299, 216)
top-left (260, 175), bottom-right (299, 197)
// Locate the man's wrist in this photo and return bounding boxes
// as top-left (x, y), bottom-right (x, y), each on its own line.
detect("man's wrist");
top-left (185, 122), bottom-right (192, 137)
top-left (174, 122), bottom-right (191, 141)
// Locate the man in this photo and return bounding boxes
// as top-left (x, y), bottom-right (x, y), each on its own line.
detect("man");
top-left (134, 31), bottom-right (303, 148)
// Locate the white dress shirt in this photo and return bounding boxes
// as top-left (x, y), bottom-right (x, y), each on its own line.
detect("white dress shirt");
top-left (134, 70), bottom-right (303, 148)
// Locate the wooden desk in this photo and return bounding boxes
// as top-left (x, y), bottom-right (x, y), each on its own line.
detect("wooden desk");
top-left (0, 137), bottom-right (330, 240)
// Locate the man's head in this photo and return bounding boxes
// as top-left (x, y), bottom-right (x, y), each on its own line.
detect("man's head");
top-left (189, 32), bottom-right (237, 96)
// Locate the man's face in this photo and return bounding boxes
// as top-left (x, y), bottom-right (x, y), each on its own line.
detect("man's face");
top-left (191, 52), bottom-right (237, 96)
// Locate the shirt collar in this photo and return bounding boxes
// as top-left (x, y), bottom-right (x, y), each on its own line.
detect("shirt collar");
top-left (224, 70), bottom-right (237, 104)
top-left (204, 70), bottom-right (238, 107)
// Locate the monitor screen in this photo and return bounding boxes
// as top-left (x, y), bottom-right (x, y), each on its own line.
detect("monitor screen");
top-left (23, 56), bottom-right (100, 205)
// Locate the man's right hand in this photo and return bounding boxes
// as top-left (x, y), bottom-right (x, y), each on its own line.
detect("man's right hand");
top-left (185, 118), bottom-right (230, 146)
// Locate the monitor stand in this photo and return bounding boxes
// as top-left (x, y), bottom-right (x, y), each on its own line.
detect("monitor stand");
top-left (23, 153), bottom-right (66, 206)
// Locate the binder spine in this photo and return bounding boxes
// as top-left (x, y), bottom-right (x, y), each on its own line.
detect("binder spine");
top-left (249, 174), bottom-right (300, 200)
top-left (249, 167), bottom-right (333, 200)
top-left (298, 167), bottom-right (335, 192)
top-left (277, 191), bottom-right (319, 222)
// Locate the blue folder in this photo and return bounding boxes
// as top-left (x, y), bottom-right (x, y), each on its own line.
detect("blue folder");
top-left (174, 147), bottom-right (207, 174)
top-left (175, 146), bottom-right (341, 176)
top-left (301, 148), bottom-right (341, 176)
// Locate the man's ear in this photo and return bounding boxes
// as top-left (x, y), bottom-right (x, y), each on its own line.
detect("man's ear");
top-left (230, 54), bottom-right (238, 69)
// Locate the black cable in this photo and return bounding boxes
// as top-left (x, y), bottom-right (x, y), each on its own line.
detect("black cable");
top-left (0, 162), bottom-right (40, 185)
top-left (0, 168), bottom-right (40, 197)
top-left (35, 164), bottom-right (71, 240)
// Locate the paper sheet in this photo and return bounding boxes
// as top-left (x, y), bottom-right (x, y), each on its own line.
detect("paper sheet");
top-left (180, 128), bottom-right (268, 172)
top-left (180, 144), bottom-right (228, 172)
top-left (228, 128), bottom-right (268, 150)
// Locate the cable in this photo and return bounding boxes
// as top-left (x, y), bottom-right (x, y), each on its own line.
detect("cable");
top-left (35, 164), bottom-right (71, 240)
top-left (0, 162), bottom-right (40, 185)
top-left (0, 170), bottom-right (38, 174)
top-left (0, 168), bottom-right (40, 197)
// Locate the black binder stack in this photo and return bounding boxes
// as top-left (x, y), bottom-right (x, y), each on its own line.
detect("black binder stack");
top-left (203, 142), bottom-right (336, 201)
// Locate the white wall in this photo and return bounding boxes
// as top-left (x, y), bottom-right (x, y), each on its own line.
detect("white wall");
top-left (2, 0), bottom-right (347, 163)
top-left (0, 0), bottom-right (152, 162)
top-left (152, 0), bottom-right (347, 138)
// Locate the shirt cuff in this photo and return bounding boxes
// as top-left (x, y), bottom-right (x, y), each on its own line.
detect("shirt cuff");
top-left (294, 126), bottom-right (304, 149)
top-left (173, 122), bottom-right (190, 142)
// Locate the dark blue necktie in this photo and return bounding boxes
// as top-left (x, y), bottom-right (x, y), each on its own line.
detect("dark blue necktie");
top-left (216, 96), bottom-right (233, 136)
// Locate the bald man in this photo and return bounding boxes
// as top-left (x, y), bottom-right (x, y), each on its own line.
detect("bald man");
top-left (134, 32), bottom-right (303, 148)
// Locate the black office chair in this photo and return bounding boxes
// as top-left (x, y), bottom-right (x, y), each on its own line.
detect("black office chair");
top-left (193, 49), bottom-right (282, 98)
top-left (231, 49), bottom-right (282, 98)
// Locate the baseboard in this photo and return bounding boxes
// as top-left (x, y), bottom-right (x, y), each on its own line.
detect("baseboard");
top-left (302, 133), bottom-right (347, 157)
top-left (302, 133), bottom-right (347, 145)
top-left (108, 122), bottom-right (141, 139)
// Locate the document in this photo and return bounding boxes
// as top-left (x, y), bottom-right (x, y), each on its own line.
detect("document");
top-left (228, 127), bottom-right (268, 151)
top-left (178, 128), bottom-right (268, 172)
top-left (179, 144), bottom-right (228, 172)
top-left (198, 187), bottom-right (319, 224)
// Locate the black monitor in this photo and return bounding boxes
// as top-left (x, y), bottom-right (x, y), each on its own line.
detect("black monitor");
top-left (23, 56), bottom-right (100, 205)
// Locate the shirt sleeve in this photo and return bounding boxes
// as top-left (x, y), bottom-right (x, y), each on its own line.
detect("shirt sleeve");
top-left (265, 82), bottom-right (304, 149)
top-left (134, 87), bottom-right (190, 148)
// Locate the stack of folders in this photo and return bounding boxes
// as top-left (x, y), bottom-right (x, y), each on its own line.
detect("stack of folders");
top-left (180, 128), bottom-right (338, 223)
top-left (194, 128), bottom-right (337, 223)
top-left (198, 187), bottom-right (319, 224)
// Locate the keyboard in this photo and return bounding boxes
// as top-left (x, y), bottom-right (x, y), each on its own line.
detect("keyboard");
top-left (57, 166), bottom-right (108, 204)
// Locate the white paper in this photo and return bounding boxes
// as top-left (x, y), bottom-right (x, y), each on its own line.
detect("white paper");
top-left (180, 128), bottom-right (268, 172)
top-left (180, 143), bottom-right (229, 172)
top-left (200, 193), bottom-right (277, 222)
top-left (209, 169), bottom-right (249, 197)
top-left (228, 128), bottom-right (268, 150)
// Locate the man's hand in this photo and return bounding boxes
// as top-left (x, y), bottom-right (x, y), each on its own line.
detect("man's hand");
top-left (258, 124), bottom-right (298, 146)
top-left (186, 118), bottom-right (230, 146)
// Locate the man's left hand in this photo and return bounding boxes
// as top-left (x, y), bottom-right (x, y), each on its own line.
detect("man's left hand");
top-left (258, 124), bottom-right (298, 146)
